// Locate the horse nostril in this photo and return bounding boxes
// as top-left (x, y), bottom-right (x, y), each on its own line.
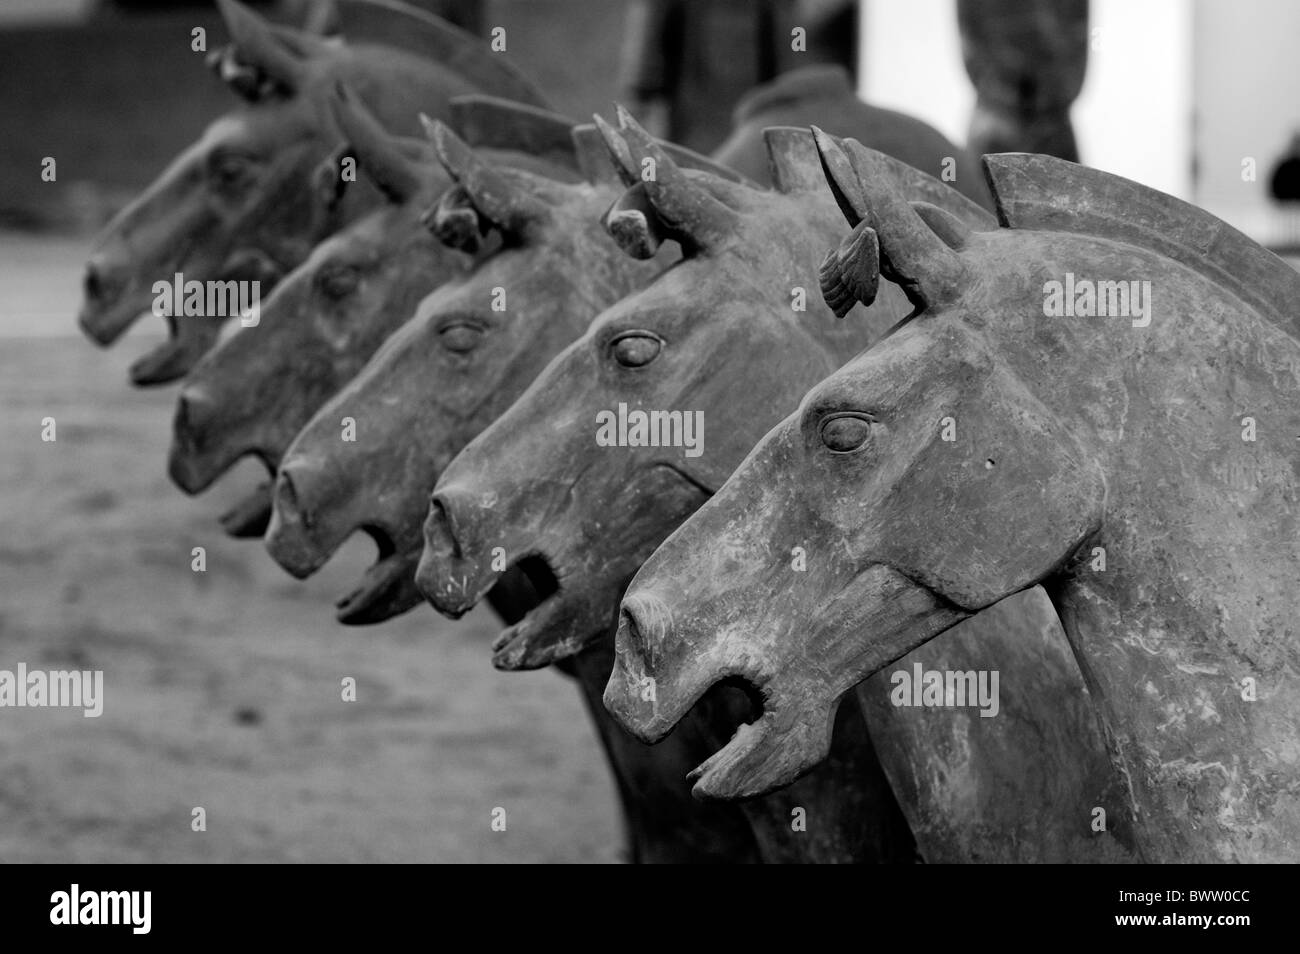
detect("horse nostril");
top-left (174, 389), bottom-right (215, 442)
top-left (425, 494), bottom-right (462, 560)
top-left (175, 394), bottom-right (193, 434)
top-left (83, 259), bottom-right (119, 302)
top-left (616, 601), bottom-right (666, 682)
top-left (83, 263), bottom-right (103, 300)
top-left (619, 604), bottom-right (645, 650)
top-left (274, 468), bottom-right (311, 530)
top-left (619, 593), bottom-right (674, 669)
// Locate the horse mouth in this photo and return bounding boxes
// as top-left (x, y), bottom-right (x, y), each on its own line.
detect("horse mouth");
top-left (129, 313), bottom-right (223, 386)
top-left (334, 527), bottom-right (421, 626)
top-left (684, 674), bottom-right (834, 801)
top-left (218, 479), bottom-right (275, 539)
top-left (607, 599), bottom-right (823, 801)
top-left (692, 722), bottom-right (775, 799)
top-left (128, 314), bottom-right (186, 386)
top-left (488, 552), bottom-right (578, 671)
top-left (489, 464), bottom-right (714, 672)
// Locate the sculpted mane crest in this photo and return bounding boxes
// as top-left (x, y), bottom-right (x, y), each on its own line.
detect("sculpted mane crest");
top-left (450, 96), bottom-right (580, 169)
top-left (328, 83), bottom-right (426, 204)
top-left (983, 153), bottom-right (1300, 341)
top-left (329, 0), bottom-right (548, 108)
top-left (216, 0), bottom-right (548, 107)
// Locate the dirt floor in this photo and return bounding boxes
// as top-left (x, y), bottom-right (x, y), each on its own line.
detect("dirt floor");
top-left (0, 234), bottom-right (622, 863)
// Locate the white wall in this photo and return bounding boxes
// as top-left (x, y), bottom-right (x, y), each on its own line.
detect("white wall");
top-left (1192, 0), bottom-right (1300, 244)
top-left (858, 0), bottom-right (1193, 200)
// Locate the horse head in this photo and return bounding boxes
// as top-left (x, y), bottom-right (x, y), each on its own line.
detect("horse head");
top-left (78, 0), bottom-right (547, 385)
top-left (414, 112), bottom-right (968, 670)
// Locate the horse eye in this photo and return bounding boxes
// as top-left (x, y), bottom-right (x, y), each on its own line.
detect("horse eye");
top-left (440, 322), bottom-right (484, 354)
top-left (820, 413), bottom-right (873, 453)
top-left (611, 332), bottom-right (662, 368)
top-left (316, 265), bottom-right (360, 300)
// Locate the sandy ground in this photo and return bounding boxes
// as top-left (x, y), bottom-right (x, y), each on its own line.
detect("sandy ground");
top-left (0, 234), bottom-right (622, 863)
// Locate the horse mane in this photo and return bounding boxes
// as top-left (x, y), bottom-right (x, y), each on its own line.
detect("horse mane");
top-left (984, 153), bottom-right (1300, 342)
top-left (451, 96), bottom-right (580, 168)
top-left (845, 137), bottom-right (995, 231)
top-left (334, 0), bottom-right (550, 108)
top-left (660, 147), bottom-right (754, 186)
top-left (448, 97), bottom-right (750, 190)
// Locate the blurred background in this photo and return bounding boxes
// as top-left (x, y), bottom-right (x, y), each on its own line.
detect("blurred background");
top-left (0, 0), bottom-right (1296, 862)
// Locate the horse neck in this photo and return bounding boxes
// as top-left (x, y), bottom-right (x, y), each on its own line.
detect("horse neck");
top-left (990, 233), bottom-right (1300, 861)
top-left (1049, 562), bottom-right (1298, 862)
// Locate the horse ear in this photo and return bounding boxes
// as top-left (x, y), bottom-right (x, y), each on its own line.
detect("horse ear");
top-left (912, 202), bottom-right (974, 250)
top-left (812, 125), bottom-right (870, 226)
top-left (592, 115), bottom-right (751, 258)
top-left (328, 83), bottom-right (423, 204)
top-left (813, 127), bottom-right (970, 313)
top-left (608, 105), bottom-right (740, 256)
top-left (216, 0), bottom-right (309, 94)
top-left (762, 127), bottom-right (828, 193)
top-left (423, 115), bottom-right (550, 235)
top-left (312, 141), bottom-right (352, 212)
top-left (592, 112), bottom-right (640, 187)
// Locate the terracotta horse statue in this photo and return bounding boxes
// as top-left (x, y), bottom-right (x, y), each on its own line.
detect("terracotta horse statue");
top-left (262, 116), bottom-right (923, 864)
top-left (168, 91), bottom-right (578, 548)
top-left (417, 113), bottom-right (1129, 861)
top-left (151, 49), bottom-right (987, 535)
top-left (78, 0), bottom-right (546, 386)
top-left (608, 131), bottom-right (1300, 862)
top-left (260, 111), bottom-right (742, 624)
